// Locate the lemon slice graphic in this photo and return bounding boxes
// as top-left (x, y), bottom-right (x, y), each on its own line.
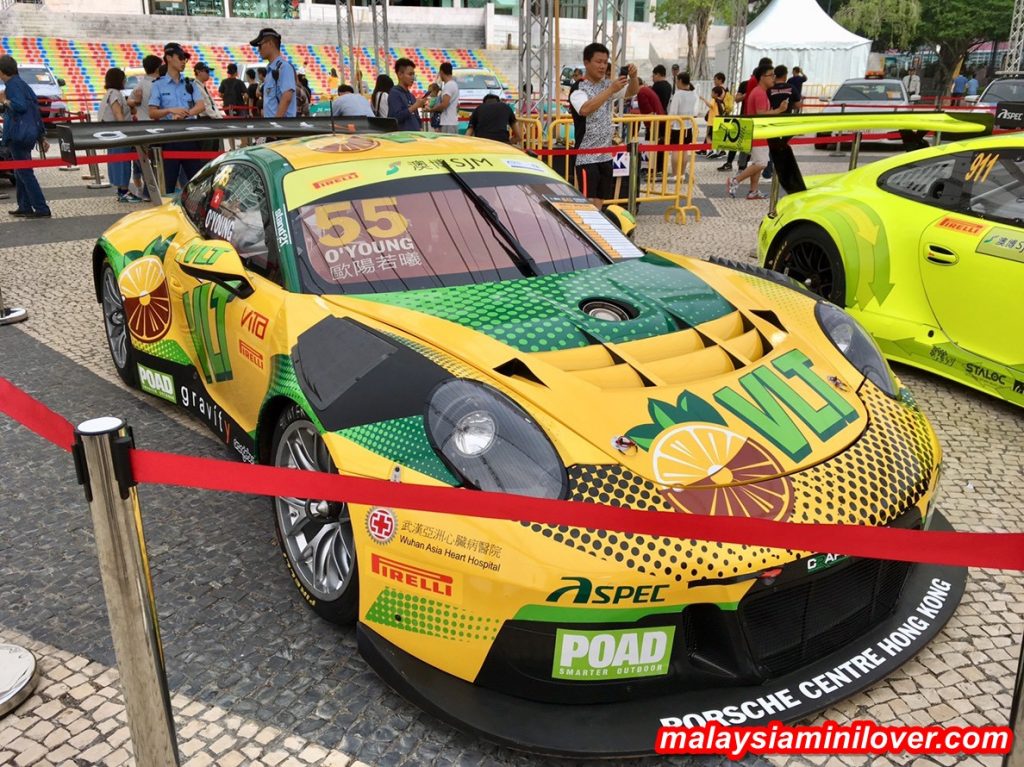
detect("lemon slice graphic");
top-left (652, 424), bottom-right (793, 520)
top-left (118, 256), bottom-right (172, 343)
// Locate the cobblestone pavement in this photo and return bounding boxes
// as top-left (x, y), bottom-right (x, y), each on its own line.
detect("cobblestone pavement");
top-left (0, 147), bottom-right (1020, 767)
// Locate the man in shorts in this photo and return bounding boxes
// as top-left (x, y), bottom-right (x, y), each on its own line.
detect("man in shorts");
top-left (725, 66), bottom-right (789, 200)
top-left (568, 42), bottom-right (638, 207)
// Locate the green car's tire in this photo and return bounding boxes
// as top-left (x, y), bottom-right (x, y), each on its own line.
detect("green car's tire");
top-left (271, 403), bottom-right (359, 625)
top-left (767, 224), bottom-right (846, 306)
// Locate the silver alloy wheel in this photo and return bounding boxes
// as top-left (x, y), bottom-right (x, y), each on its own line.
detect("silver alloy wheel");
top-left (102, 266), bottom-right (128, 369)
top-left (273, 420), bottom-right (354, 601)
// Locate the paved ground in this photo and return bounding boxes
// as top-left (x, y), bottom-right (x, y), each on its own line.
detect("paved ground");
top-left (0, 146), bottom-right (1020, 767)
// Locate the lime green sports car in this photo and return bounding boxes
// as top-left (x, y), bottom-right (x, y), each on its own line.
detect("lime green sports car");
top-left (719, 113), bottom-right (1022, 407)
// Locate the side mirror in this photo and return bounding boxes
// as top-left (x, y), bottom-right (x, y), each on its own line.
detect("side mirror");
top-left (57, 78), bottom-right (66, 87)
top-left (604, 204), bottom-right (637, 239)
top-left (964, 94), bottom-right (980, 103)
top-left (819, 95), bottom-right (831, 102)
top-left (175, 239), bottom-right (254, 298)
top-left (909, 93), bottom-right (921, 103)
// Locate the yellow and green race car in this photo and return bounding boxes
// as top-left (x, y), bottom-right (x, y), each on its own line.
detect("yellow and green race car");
top-left (68, 120), bottom-right (964, 756)
top-left (717, 112), bottom-right (1022, 408)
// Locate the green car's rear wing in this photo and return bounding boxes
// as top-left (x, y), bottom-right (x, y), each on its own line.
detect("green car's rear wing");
top-left (712, 111), bottom-right (994, 196)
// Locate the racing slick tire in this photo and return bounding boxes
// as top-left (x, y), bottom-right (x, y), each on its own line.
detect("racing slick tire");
top-left (271, 403), bottom-right (359, 625)
top-left (100, 262), bottom-right (139, 387)
top-left (767, 223), bottom-right (846, 306)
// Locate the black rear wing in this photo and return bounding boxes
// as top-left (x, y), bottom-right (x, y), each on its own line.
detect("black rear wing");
top-left (57, 115), bottom-right (397, 165)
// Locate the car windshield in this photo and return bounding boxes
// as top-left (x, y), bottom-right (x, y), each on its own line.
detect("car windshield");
top-left (981, 79), bottom-right (1024, 103)
top-left (124, 75), bottom-right (141, 90)
top-left (456, 74), bottom-right (502, 90)
top-left (19, 67), bottom-right (56, 86)
top-left (286, 166), bottom-right (618, 295)
top-left (832, 82), bottom-right (904, 101)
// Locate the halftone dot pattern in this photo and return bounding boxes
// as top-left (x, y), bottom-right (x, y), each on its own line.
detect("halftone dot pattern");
top-left (526, 381), bottom-right (935, 581)
top-left (260, 354), bottom-right (325, 432)
top-left (135, 338), bottom-right (192, 365)
top-left (365, 587), bottom-right (500, 641)
top-left (357, 258), bottom-right (735, 352)
top-left (340, 416), bottom-right (458, 485)
top-left (788, 381), bottom-right (934, 527)
top-left (381, 332), bottom-right (482, 381)
top-left (735, 272), bottom-right (820, 316)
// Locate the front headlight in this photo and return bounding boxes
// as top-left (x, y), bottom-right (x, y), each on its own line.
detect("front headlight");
top-left (815, 301), bottom-right (898, 398)
top-left (426, 380), bottom-right (567, 498)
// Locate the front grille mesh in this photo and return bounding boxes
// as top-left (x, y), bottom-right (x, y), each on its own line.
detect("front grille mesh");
top-left (739, 558), bottom-right (911, 677)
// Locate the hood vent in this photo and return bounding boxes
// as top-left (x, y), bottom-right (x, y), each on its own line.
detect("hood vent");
top-left (530, 309), bottom-right (775, 389)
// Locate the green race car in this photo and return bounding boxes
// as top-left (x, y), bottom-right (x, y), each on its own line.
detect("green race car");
top-left (717, 113), bottom-right (1022, 408)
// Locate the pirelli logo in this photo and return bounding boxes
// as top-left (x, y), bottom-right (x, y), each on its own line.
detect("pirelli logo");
top-left (312, 172), bottom-right (359, 190)
top-left (371, 554), bottom-right (457, 599)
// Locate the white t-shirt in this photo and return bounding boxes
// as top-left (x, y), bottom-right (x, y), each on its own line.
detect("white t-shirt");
top-left (668, 89), bottom-right (701, 118)
top-left (439, 79), bottom-right (460, 126)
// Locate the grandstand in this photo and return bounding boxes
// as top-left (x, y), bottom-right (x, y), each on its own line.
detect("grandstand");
top-left (0, 36), bottom-right (503, 107)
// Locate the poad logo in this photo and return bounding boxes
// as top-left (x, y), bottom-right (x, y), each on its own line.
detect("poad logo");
top-left (367, 508), bottom-right (397, 544)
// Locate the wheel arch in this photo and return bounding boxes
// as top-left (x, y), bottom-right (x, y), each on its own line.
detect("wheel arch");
top-left (766, 218), bottom-right (855, 307)
top-left (256, 395), bottom-right (297, 465)
top-left (92, 242), bottom-right (113, 303)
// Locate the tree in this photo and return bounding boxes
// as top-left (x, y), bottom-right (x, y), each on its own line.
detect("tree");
top-left (918, 0), bottom-right (1011, 93)
top-left (653, 0), bottom-right (729, 79)
top-left (834, 0), bottom-right (921, 51)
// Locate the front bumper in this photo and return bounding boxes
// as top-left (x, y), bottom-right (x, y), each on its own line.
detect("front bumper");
top-left (358, 511), bottom-right (964, 757)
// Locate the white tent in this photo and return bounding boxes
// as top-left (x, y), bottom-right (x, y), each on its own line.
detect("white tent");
top-left (742, 0), bottom-right (871, 88)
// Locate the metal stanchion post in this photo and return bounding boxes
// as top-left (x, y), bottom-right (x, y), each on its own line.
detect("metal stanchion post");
top-left (153, 147), bottom-right (166, 197)
top-left (85, 148), bottom-right (111, 190)
top-left (1006, 635), bottom-right (1024, 767)
top-left (848, 132), bottom-right (862, 171)
top-left (627, 134), bottom-right (640, 216)
top-left (72, 419), bottom-right (179, 767)
top-left (0, 644), bottom-right (39, 716)
top-left (0, 282), bottom-right (28, 326)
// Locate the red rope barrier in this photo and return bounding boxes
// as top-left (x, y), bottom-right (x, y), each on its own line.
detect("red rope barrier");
top-left (1, 376), bottom-right (1022, 571)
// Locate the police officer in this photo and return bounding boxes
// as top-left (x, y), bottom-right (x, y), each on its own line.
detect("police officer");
top-left (250, 28), bottom-right (297, 118)
top-left (148, 42), bottom-right (206, 193)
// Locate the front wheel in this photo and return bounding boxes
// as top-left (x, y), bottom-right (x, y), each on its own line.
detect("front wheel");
top-left (272, 404), bottom-right (359, 624)
top-left (100, 262), bottom-right (138, 386)
top-left (767, 224), bottom-right (846, 305)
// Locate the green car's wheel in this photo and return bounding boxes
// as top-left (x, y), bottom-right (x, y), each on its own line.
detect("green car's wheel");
top-left (768, 224), bottom-right (846, 305)
top-left (271, 404), bottom-right (359, 624)
top-left (100, 262), bottom-right (138, 387)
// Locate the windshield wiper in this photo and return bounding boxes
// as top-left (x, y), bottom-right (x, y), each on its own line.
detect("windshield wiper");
top-left (440, 160), bottom-right (541, 278)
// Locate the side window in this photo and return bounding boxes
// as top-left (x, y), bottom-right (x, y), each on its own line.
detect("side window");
top-left (180, 171), bottom-right (214, 232)
top-left (877, 153), bottom-right (969, 211)
top-left (205, 163), bottom-right (282, 285)
top-left (963, 148), bottom-right (1024, 226)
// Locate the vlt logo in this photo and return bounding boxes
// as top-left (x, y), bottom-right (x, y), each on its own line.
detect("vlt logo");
top-left (714, 349), bottom-right (859, 461)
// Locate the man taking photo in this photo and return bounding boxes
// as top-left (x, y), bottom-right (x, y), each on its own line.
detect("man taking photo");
top-left (568, 42), bottom-right (638, 207)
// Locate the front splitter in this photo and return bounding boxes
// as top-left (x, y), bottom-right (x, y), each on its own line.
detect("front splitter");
top-left (357, 512), bottom-right (966, 757)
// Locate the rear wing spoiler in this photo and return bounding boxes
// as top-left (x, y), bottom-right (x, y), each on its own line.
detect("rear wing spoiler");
top-left (711, 111), bottom-right (993, 197)
top-left (56, 115), bottom-right (397, 165)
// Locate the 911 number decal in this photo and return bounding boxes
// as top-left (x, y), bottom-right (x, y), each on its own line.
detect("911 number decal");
top-left (965, 152), bottom-right (998, 184)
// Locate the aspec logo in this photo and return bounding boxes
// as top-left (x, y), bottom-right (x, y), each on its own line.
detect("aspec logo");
top-left (552, 626), bottom-right (675, 680)
top-left (545, 576), bottom-right (669, 605)
top-left (997, 107), bottom-right (1024, 122)
top-left (371, 554), bottom-right (456, 598)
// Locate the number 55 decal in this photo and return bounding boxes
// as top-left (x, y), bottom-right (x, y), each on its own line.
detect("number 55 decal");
top-left (315, 197), bottom-right (408, 248)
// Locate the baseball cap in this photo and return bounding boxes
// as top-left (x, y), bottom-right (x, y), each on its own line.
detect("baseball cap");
top-left (249, 27), bottom-right (282, 47)
top-left (194, 62), bottom-right (213, 74)
top-left (163, 42), bottom-right (191, 60)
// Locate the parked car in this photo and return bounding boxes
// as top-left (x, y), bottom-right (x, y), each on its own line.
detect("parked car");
top-left (968, 75), bottom-right (1024, 109)
top-left (73, 118), bottom-right (964, 755)
top-left (0, 63), bottom-right (68, 133)
top-left (816, 78), bottom-right (919, 149)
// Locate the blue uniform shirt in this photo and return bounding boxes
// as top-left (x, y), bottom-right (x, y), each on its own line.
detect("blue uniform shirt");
top-left (263, 57), bottom-right (297, 118)
top-left (388, 86), bottom-right (420, 131)
top-left (0, 74), bottom-right (45, 148)
top-left (953, 74), bottom-right (968, 95)
top-left (148, 74), bottom-right (200, 120)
